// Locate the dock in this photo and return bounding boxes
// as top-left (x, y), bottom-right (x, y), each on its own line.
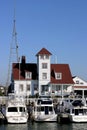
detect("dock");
top-left (0, 111), bottom-right (6, 123)
top-left (57, 113), bottom-right (70, 123)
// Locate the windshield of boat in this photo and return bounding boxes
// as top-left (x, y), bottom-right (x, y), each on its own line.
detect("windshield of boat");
top-left (8, 107), bottom-right (26, 112)
top-left (19, 107), bottom-right (25, 112)
top-left (37, 100), bottom-right (52, 105)
top-left (8, 107), bottom-right (18, 112)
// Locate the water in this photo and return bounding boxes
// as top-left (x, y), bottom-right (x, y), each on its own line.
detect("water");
top-left (0, 122), bottom-right (87, 130)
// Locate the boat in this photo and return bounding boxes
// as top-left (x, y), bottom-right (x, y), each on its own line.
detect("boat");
top-left (56, 98), bottom-right (87, 123)
top-left (68, 105), bottom-right (87, 123)
top-left (2, 94), bottom-right (28, 124)
top-left (33, 95), bottom-right (57, 122)
top-left (64, 99), bottom-right (87, 123)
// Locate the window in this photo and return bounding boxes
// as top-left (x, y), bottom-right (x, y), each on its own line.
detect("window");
top-left (55, 73), bottom-right (62, 80)
top-left (45, 55), bottom-right (49, 59)
top-left (41, 107), bottom-right (44, 111)
top-left (52, 85), bottom-right (61, 92)
top-left (56, 85), bottom-right (61, 91)
top-left (27, 84), bottom-right (30, 91)
top-left (40, 55), bottom-right (49, 59)
top-left (76, 80), bottom-right (79, 84)
top-left (34, 84), bottom-right (38, 90)
top-left (49, 107), bottom-right (52, 111)
top-left (63, 85), bottom-right (68, 92)
top-left (25, 72), bottom-right (32, 79)
top-left (42, 85), bottom-right (48, 91)
top-left (19, 84), bottom-right (23, 92)
top-left (40, 55), bottom-right (44, 59)
top-left (42, 73), bottom-right (47, 79)
top-left (80, 82), bottom-right (83, 85)
top-left (8, 107), bottom-right (18, 112)
top-left (19, 107), bottom-right (25, 112)
top-left (42, 63), bottom-right (47, 69)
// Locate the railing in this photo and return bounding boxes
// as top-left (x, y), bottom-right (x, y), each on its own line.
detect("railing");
top-left (0, 96), bottom-right (36, 105)
top-left (0, 96), bottom-right (87, 106)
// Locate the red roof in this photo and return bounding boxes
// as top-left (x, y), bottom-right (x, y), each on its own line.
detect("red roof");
top-left (51, 64), bottom-right (74, 84)
top-left (12, 63), bottom-right (37, 80)
top-left (12, 48), bottom-right (74, 85)
top-left (12, 62), bottom-right (74, 85)
top-left (36, 48), bottom-right (52, 56)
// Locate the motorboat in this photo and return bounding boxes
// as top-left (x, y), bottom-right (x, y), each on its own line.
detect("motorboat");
top-left (68, 105), bottom-right (87, 123)
top-left (63, 99), bottom-right (87, 123)
top-left (68, 99), bottom-right (87, 123)
top-left (33, 95), bottom-right (57, 122)
top-left (2, 94), bottom-right (28, 124)
top-left (57, 98), bottom-right (87, 123)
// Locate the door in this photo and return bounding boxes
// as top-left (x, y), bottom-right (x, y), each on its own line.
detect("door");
top-left (45, 106), bottom-right (49, 115)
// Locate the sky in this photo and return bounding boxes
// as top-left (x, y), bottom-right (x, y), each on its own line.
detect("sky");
top-left (0, 0), bottom-right (87, 86)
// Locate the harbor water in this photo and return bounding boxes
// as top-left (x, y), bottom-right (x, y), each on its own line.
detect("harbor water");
top-left (0, 122), bottom-right (87, 130)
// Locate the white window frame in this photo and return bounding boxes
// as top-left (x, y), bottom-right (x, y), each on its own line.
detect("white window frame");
top-left (55, 72), bottom-right (62, 80)
top-left (25, 72), bottom-right (32, 79)
top-left (34, 84), bottom-right (38, 90)
top-left (40, 55), bottom-right (44, 59)
top-left (26, 84), bottom-right (30, 91)
top-left (19, 84), bottom-right (23, 92)
top-left (42, 73), bottom-right (47, 79)
top-left (42, 63), bottom-right (47, 69)
top-left (76, 80), bottom-right (79, 84)
top-left (45, 55), bottom-right (49, 59)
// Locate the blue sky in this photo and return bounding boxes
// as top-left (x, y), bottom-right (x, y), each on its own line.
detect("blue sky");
top-left (0, 0), bottom-right (87, 85)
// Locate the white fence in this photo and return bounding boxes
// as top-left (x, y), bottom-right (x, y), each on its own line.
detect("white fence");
top-left (0, 96), bottom-right (36, 105)
top-left (1, 96), bottom-right (85, 106)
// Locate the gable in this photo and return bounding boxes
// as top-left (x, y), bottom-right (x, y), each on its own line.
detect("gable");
top-left (73, 76), bottom-right (87, 86)
top-left (36, 48), bottom-right (52, 56)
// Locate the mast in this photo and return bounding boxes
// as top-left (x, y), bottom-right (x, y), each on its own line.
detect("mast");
top-left (6, 7), bottom-right (19, 93)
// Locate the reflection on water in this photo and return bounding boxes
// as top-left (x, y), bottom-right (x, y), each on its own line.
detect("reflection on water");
top-left (0, 122), bottom-right (87, 130)
top-left (72, 123), bottom-right (87, 130)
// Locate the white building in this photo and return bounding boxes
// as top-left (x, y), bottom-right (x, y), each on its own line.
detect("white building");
top-left (9, 48), bottom-right (74, 97)
top-left (73, 76), bottom-right (87, 98)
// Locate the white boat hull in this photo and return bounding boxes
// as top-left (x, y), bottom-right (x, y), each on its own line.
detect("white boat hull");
top-left (7, 116), bottom-right (28, 124)
top-left (69, 115), bottom-right (87, 123)
top-left (34, 114), bottom-right (57, 122)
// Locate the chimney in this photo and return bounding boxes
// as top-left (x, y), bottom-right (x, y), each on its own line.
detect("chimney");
top-left (21, 56), bottom-right (26, 64)
top-left (21, 56), bottom-right (26, 77)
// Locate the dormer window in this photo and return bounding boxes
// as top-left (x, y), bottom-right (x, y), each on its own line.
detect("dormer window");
top-left (55, 72), bottom-right (62, 80)
top-left (25, 72), bottom-right (32, 79)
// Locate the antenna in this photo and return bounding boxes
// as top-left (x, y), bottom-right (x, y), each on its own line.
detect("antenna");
top-left (12, 8), bottom-right (19, 62)
top-left (6, 4), bottom-right (19, 93)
